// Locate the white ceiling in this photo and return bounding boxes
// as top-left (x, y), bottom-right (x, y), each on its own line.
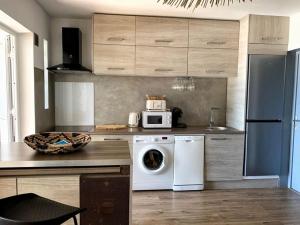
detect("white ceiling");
top-left (37, 0), bottom-right (300, 20)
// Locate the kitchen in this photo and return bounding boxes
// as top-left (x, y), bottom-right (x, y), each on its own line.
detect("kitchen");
top-left (1, 0), bottom-right (300, 225)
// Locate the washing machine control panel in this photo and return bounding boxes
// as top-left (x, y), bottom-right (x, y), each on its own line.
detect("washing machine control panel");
top-left (134, 135), bottom-right (175, 144)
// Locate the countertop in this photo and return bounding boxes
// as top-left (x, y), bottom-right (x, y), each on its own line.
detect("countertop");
top-left (54, 126), bottom-right (244, 135)
top-left (0, 141), bottom-right (131, 168)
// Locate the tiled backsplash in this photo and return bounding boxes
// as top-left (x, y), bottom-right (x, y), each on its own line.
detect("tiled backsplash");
top-left (54, 74), bottom-right (227, 126)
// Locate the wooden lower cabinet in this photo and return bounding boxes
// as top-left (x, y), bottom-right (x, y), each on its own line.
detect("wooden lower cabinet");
top-left (0, 178), bottom-right (17, 198)
top-left (17, 176), bottom-right (80, 225)
top-left (205, 134), bottom-right (244, 181)
top-left (80, 174), bottom-right (130, 225)
top-left (90, 135), bottom-right (133, 156)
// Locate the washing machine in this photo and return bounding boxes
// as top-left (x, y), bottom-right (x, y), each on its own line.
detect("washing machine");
top-left (133, 135), bottom-right (175, 190)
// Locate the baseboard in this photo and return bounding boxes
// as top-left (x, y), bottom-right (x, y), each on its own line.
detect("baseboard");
top-left (205, 178), bottom-right (279, 190)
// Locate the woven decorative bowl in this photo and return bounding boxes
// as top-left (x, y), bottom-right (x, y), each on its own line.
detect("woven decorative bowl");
top-left (24, 132), bottom-right (91, 154)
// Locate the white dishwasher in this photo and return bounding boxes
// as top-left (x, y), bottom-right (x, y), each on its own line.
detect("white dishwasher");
top-left (173, 136), bottom-right (205, 191)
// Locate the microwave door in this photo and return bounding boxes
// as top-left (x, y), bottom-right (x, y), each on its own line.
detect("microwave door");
top-left (148, 115), bottom-right (163, 125)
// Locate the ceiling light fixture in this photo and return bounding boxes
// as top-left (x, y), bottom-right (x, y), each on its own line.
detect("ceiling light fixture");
top-left (157, 0), bottom-right (252, 9)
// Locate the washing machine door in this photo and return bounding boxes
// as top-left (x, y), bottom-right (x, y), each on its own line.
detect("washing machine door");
top-left (139, 145), bottom-right (168, 174)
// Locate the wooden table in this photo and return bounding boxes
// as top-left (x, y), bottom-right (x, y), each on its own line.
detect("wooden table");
top-left (0, 141), bottom-right (132, 225)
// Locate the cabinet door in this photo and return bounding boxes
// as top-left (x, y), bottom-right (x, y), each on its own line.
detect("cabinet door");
top-left (0, 178), bottom-right (16, 198)
top-left (189, 19), bottom-right (239, 49)
top-left (136, 46), bottom-right (187, 76)
top-left (136, 16), bottom-right (188, 47)
top-left (80, 175), bottom-right (130, 225)
top-left (93, 44), bottom-right (135, 75)
top-left (90, 135), bottom-right (133, 156)
top-left (93, 14), bottom-right (135, 45)
top-left (205, 134), bottom-right (244, 181)
top-left (188, 48), bottom-right (238, 77)
top-left (17, 176), bottom-right (80, 225)
top-left (248, 15), bottom-right (289, 45)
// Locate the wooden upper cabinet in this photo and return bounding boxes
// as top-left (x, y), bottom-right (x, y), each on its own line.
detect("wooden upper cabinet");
top-left (93, 44), bottom-right (135, 75)
top-left (136, 16), bottom-right (188, 47)
top-left (93, 14), bottom-right (135, 45)
top-left (189, 19), bottom-right (239, 49)
top-left (248, 15), bottom-right (289, 45)
top-left (136, 46), bottom-right (187, 76)
top-left (188, 48), bottom-right (238, 77)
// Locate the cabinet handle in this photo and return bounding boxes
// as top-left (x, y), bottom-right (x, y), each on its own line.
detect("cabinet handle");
top-left (210, 138), bottom-right (230, 141)
top-left (104, 138), bottom-right (122, 141)
top-left (261, 37), bottom-right (283, 41)
top-left (107, 37), bottom-right (125, 41)
top-left (206, 41), bottom-right (226, 45)
top-left (155, 39), bottom-right (174, 43)
top-left (107, 67), bottom-right (125, 70)
top-left (155, 68), bottom-right (174, 72)
top-left (206, 70), bottom-right (225, 74)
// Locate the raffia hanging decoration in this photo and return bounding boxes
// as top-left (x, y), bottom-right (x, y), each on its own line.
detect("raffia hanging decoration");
top-left (157, 0), bottom-right (252, 9)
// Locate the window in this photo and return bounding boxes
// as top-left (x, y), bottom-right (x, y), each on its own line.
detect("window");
top-left (0, 28), bottom-right (17, 142)
top-left (43, 39), bottom-right (49, 109)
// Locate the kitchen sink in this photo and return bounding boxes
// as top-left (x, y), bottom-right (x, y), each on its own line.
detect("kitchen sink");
top-left (205, 126), bottom-right (228, 131)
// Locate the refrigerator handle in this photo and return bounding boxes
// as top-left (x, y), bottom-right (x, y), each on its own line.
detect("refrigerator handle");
top-left (246, 119), bottom-right (282, 122)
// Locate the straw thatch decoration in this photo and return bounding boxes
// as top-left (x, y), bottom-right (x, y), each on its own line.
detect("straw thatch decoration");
top-left (157, 0), bottom-right (252, 9)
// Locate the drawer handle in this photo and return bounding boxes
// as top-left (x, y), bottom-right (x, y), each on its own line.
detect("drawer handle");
top-left (104, 138), bottom-right (122, 141)
top-left (261, 37), bottom-right (283, 41)
top-left (206, 70), bottom-right (225, 73)
top-left (207, 41), bottom-right (226, 45)
top-left (155, 68), bottom-right (174, 72)
top-left (155, 39), bottom-right (174, 43)
top-left (107, 67), bottom-right (125, 70)
top-left (210, 138), bottom-right (230, 141)
top-left (107, 37), bottom-right (125, 41)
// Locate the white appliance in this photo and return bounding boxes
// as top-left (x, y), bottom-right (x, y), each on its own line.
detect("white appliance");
top-left (133, 135), bottom-right (175, 190)
top-left (55, 82), bottom-right (94, 126)
top-left (173, 136), bottom-right (205, 191)
top-left (128, 112), bottom-right (140, 128)
top-left (146, 100), bottom-right (166, 111)
top-left (142, 111), bottom-right (172, 128)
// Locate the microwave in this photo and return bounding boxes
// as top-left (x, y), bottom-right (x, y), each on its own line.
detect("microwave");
top-left (142, 111), bottom-right (172, 128)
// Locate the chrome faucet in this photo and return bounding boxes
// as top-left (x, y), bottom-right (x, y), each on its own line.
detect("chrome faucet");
top-left (209, 107), bottom-right (220, 128)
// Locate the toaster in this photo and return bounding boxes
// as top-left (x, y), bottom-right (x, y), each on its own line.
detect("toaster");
top-left (146, 100), bottom-right (167, 111)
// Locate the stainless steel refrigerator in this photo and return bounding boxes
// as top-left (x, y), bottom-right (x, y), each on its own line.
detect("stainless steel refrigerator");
top-left (245, 55), bottom-right (286, 176)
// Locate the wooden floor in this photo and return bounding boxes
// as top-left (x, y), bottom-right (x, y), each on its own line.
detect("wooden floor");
top-left (132, 189), bottom-right (300, 225)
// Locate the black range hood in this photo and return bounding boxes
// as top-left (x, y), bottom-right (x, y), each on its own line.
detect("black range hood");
top-left (48, 27), bottom-right (91, 73)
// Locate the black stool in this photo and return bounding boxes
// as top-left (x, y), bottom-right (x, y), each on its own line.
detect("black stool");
top-left (0, 193), bottom-right (85, 225)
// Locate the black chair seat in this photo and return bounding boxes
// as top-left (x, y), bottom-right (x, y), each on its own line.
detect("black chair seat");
top-left (0, 193), bottom-right (84, 225)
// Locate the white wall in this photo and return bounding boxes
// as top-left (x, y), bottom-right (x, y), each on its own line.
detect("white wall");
top-left (0, 0), bottom-right (50, 69)
top-left (289, 13), bottom-right (300, 51)
top-left (17, 33), bottom-right (35, 139)
top-left (50, 18), bottom-right (92, 69)
top-left (0, 0), bottom-right (50, 139)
